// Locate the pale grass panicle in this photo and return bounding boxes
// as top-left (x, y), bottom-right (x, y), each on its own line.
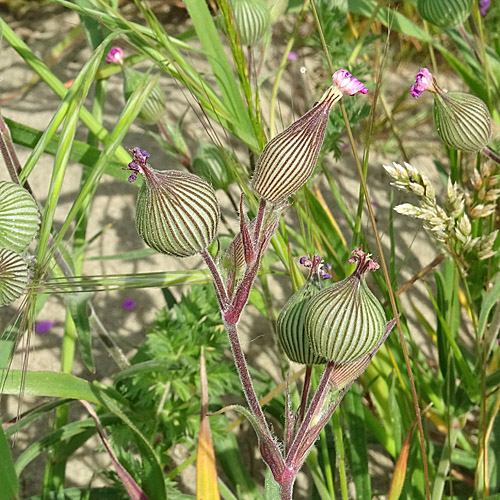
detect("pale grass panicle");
top-left (384, 161), bottom-right (499, 269)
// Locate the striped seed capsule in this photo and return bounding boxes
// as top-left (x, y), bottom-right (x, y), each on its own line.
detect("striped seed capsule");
top-left (417, 0), bottom-right (472, 28)
top-left (252, 70), bottom-right (367, 204)
top-left (0, 181), bottom-right (40, 254)
top-left (277, 256), bottom-right (329, 365)
top-left (0, 248), bottom-right (29, 306)
top-left (305, 249), bottom-right (385, 364)
top-left (126, 148), bottom-right (220, 257)
top-left (230, 0), bottom-right (270, 46)
top-left (433, 90), bottom-right (492, 153)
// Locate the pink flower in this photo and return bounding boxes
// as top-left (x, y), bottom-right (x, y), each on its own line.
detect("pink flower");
top-left (288, 51), bottom-right (298, 61)
top-left (332, 69), bottom-right (368, 96)
top-left (410, 67), bottom-right (433, 98)
top-left (106, 47), bottom-right (124, 65)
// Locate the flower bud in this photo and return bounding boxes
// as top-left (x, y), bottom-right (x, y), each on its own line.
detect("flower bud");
top-left (277, 256), bottom-right (329, 365)
top-left (192, 142), bottom-right (236, 191)
top-left (0, 248), bottom-right (29, 306)
top-left (305, 248), bottom-right (385, 363)
top-left (105, 47), bottom-right (124, 65)
top-left (126, 148), bottom-right (220, 257)
top-left (230, 0), bottom-right (271, 46)
top-left (252, 70), bottom-right (366, 204)
top-left (417, 0), bottom-right (472, 28)
top-left (0, 181), bottom-right (40, 254)
top-left (123, 67), bottom-right (166, 124)
top-left (433, 90), bottom-right (491, 153)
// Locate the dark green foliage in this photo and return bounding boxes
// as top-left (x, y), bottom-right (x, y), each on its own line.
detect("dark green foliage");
top-left (113, 285), bottom-right (240, 451)
top-left (101, 285), bottom-right (241, 496)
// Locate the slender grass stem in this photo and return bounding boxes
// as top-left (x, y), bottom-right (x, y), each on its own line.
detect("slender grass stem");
top-left (269, 0), bottom-right (310, 137)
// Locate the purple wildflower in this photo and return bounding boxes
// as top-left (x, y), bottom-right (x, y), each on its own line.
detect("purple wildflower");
top-left (35, 320), bottom-right (55, 333)
top-left (123, 299), bottom-right (136, 311)
top-left (300, 255), bottom-right (332, 279)
top-left (332, 69), bottom-right (368, 96)
top-left (410, 67), bottom-right (433, 98)
top-left (288, 51), bottom-right (298, 61)
top-left (479, 0), bottom-right (491, 16)
top-left (300, 256), bottom-right (313, 267)
top-left (123, 147), bottom-right (150, 183)
top-left (105, 47), bottom-right (124, 65)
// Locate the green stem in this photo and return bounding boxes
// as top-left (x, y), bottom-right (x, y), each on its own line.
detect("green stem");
top-left (332, 411), bottom-right (348, 500)
top-left (269, 0), bottom-right (310, 137)
top-left (431, 419), bottom-right (459, 500)
top-left (319, 426), bottom-right (335, 499)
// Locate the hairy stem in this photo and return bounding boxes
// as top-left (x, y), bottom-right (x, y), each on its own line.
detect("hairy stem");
top-left (286, 361), bottom-right (334, 466)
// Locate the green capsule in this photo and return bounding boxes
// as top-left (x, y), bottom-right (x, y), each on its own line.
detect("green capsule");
top-left (252, 86), bottom-right (342, 204)
top-left (305, 249), bottom-right (385, 364)
top-left (192, 142), bottom-right (236, 191)
top-left (230, 0), bottom-right (271, 46)
top-left (417, 0), bottom-right (472, 28)
top-left (0, 248), bottom-right (29, 306)
top-left (123, 66), bottom-right (166, 124)
top-left (265, 0), bottom-right (288, 23)
top-left (277, 258), bottom-right (327, 365)
top-left (0, 181), bottom-right (40, 254)
top-left (433, 90), bottom-right (491, 153)
top-left (128, 148), bottom-right (220, 258)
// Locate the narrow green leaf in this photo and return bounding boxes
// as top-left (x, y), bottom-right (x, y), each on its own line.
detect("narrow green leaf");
top-left (0, 18), bottom-right (130, 170)
top-left (5, 399), bottom-right (71, 438)
top-left (478, 275), bottom-right (500, 338)
top-left (0, 416), bottom-right (18, 500)
top-left (14, 418), bottom-right (98, 475)
top-left (0, 370), bottom-right (98, 403)
top-left (4, 118), bottom-right (124, 181)
top-left (183, 0), bottom-right (256, 145)
top-left (66, 293), bottom-right (95, 373)
top-left (86, 248), bottom-right (158, 261)
top-left (348, 0), bottom-right (433, 43)
top-left (344, 385), bottom-right (371, 499)
top-left (44, 269), bottom-right (211, 293)
top-left (50, 72), bottom-right (158, 252)
top-left (264, 467), bottom-right (280, 500)
top-left (425, 283), bottom-right (478, 399)
top-left (36, 37), bottom-right (106, 271)
top-left (95, 387), bottom-right (166, 500)
top-left (215, 433), bottom-right (262, 500)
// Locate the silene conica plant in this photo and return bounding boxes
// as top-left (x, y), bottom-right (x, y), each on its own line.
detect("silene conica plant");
top-left (123, 64), bottom-right (394, 499)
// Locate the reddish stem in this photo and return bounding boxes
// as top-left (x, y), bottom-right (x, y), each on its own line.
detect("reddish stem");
top-left (201, 249), bottom-right (229, 309)
top-left (286, 361), bottom-right (335, 467)
top-left (298, 365), bottom-right (312, 425)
